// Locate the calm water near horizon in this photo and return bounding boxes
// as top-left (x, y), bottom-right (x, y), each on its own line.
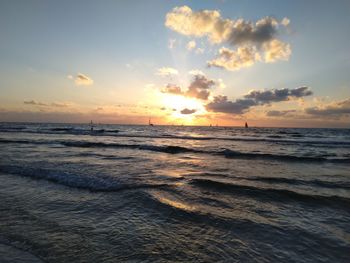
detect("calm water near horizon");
top-left (0, 122), bottom-right (349, 262)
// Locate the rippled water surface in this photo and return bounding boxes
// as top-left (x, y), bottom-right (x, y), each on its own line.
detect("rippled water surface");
top-left (0, 123), bottom-right (349, 262)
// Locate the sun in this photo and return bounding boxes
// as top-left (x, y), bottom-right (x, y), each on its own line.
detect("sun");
top-left (161, 94), bottom-right (207, 125)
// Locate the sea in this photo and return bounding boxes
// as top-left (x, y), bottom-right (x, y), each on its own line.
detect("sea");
top-left (0, 122), bottom-right (349, 262)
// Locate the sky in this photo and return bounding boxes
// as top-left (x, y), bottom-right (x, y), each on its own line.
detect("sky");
top-left (0, 0), bottom-right (350, 127)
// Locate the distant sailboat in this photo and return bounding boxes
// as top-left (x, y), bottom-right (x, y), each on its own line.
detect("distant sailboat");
top-left (90, 120), bottom-right (94, 131)
top-left (245, 122), bottom-right (248, 128)
top-left (89, 120), bottom-right (105, 133)
top-left (149, 118), bottom-right (154, 126)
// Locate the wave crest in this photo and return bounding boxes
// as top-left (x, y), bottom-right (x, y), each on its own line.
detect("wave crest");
top-left (190, 178), bottom-right (350, 209)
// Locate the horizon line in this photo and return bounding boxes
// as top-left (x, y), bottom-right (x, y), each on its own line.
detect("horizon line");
top-left (0, 121), bottom-right (349, 130)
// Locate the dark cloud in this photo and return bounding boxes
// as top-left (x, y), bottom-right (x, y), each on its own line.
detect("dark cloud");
top-left (162, 84), bottom-right (183, 95)
top-left (206, 87), bottom-right (312, 114)
top-left (229, 17), bottom-right (279, 46)
top-left (206, 95), bottom-right (256, 114)
top-left (266, 110), bottom-right (296, 117)
top-left (180, 108), bottom-right (196, 114)
top-left (244, 87), bottom-right (312, 104)
top-left (186, 75), bottom-right (215, 100)
top-left (24, 100), bottom-right (47, 106)
top-left (305, 98), bottom-right (350, 116)
top-left (162, 75), bottom-right (215, 100)
top-left (24, 100), bottom-right (69, 108)
top-left (290, 87), bottom-right (313, 97)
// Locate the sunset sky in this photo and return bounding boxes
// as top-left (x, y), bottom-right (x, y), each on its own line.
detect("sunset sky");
top-left (1, 0), bottom-right (350, 127)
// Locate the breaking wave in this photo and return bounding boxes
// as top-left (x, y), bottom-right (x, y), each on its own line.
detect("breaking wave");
top-left (0, 164), bottom-right (170, 192)
top-left (190, 178), bottom-right (350, 209)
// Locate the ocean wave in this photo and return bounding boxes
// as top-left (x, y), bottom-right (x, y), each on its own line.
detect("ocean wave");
top-left (145, 191), bottom-right (277, 231)
top-left (77, 152), bottom-right (135, 160)
top-left (108, 129), bottom-right (120, 133)
top-left (190, 178), bottom-right (350, 209)
top-left (0, 164), bottom-right (170, 192)
top-left (0, 126), bottom-right (26, 130)
top-left (219, 149), bottom-right (350, 163)
top-left (1, 138), bottom-right (349, 162)
top-left (0, 138), bottom-right (53, 145)
top-left (50, 127), bottom-right (75, 132)
top-left (248, 177), bottom-right (350, 190)
top-left (138, 145), bottom-right (197, 154)
top-left (61, 141), bottom-right (197, 154)
top-left (1, 128), bottom-right (350, 147)
top-left (184, 172), bottom-right (350, 190)
top-left (0, 138), bottom-right (201, 154)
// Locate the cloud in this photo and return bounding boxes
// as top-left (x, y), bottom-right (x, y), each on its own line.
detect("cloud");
top-left (188, 69), bottom-right (205, 76)
top-left (51, 102), bottom-right (69, 107)
top-left (156, 67), bottom-right (179, 76)
top-left (245, 87), bottom-right (312, 104)
top-left (162, 76), bottom-right (215, 100)
top-left (186, 75), bottom-right (215, 100)
top-left (208, 46), bottom-right (261, 71)
top-left (165, 6), bottom-right (289, 45)
top-left (289, 87), bottom-right (313, 97)
top-left (180, 108), bottom-right (196, 114)
top-left (165, 6), bottom-right (291, 70)
top-left (281, 17), bottom-right (290, 26)
top-left (24, 100), bottom-right (47, 106)
top-left (305, 98), bottom-right (350, 116)
top-left (263, 39), bottom-right (291, 62)
top-left (206, 87), bottom-right (312, 114)
top-left (266, 110), bottom-right (296, 117)
top-left (206, 95), bottom-right (256, 114)
top-left (216, 78), bottom-right (226, 90)
top-left (228, 17), bottom-right (279, 46)
top-left (165, 6), bottom-right (230, 44)
top-left (208, 40), bottom-right (291, 70)
top-left (162, 84), bottom-right (183, 95)
top-left (162, 75), bottom-right (216, 100)
top-left (187, 40), bottom-right (196, 51)
top-left (74, 73), bottom-right (94, 86)
top-left (24, 100), bottom-right (70, 108)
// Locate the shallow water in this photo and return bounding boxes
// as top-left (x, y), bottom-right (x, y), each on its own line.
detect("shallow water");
top-left (0, 123), bottom-right (349, 262)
